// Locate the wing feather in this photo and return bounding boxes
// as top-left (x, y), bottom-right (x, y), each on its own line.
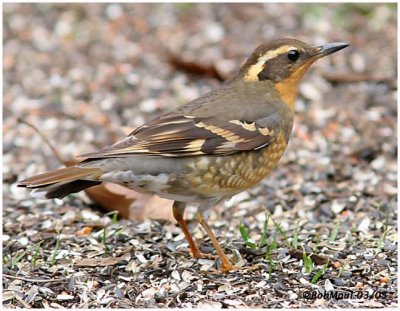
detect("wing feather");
top-left (81, 114), bottom-right (279, 159)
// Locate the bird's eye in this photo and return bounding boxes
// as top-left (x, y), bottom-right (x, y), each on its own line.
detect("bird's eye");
top-left (287, 50), bottom-right (300, 61)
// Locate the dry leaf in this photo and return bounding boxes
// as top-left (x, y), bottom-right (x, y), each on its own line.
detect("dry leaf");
top-left (84, 183), bottom-right (136, 219)
top-left (130, 195), bottom-right (174, 222)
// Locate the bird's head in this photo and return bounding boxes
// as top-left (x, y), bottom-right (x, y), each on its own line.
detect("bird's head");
top-left (239, 38), bottom-right (349, 110)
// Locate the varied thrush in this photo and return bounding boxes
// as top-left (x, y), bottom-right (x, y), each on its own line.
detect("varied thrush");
top-left (18, 38), bottom-right (348, 272)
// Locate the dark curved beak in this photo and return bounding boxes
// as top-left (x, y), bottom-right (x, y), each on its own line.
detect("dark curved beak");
top-left (314, 42), bottom-right (349, 58)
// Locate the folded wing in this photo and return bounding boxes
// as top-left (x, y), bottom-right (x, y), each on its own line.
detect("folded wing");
top-left (81, 114), bottom-right (279, 158)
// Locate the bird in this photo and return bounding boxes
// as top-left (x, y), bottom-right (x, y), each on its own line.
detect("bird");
top-left (18, 38), bottom-right (348, 272)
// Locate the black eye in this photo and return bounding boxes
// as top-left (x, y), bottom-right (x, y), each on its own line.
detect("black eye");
top-left (287, 50), bottom-right (300, 61)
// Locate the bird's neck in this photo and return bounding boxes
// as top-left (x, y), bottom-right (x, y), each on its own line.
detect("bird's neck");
top-left (274, 80), bottom-right (298, 112)
top-left (273, 62), bottom-right (313, 112)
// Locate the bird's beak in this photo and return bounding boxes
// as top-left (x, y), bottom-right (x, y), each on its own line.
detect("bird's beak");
top-left (313, 42), bottom-right (349, 59)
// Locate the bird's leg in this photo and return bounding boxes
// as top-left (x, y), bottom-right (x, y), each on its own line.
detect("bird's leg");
top-left (172, 201), bottom-right (202, 258)
top-left (196, 210), bottom-right (235, 273)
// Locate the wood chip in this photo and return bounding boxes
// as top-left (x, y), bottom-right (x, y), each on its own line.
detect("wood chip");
top-left (75, 256), bottom-right (126, 267)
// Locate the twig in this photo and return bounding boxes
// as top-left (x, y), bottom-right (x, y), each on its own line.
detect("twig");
top-left (3, 274), bottom-right (68, 283)
top-left (17, 118), bottom-right (65, 165)
top-left (167, 53), bottom-right (228, 82)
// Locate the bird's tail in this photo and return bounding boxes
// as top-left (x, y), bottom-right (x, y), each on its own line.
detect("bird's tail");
top-left (18, 166), bottom-right (103, 199)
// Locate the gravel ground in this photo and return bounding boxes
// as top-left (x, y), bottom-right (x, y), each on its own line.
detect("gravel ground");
top-left (3, 3), bottom-right (397, 308)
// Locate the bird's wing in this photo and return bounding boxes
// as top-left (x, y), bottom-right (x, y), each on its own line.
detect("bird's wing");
top-left (80, 114), bottom-right (280, 158)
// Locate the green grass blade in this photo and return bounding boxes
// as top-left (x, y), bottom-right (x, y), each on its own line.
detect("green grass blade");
top-left (329, 222), bottom-right (340, 242)
top-left (50, 231), bottom-right (61, 266)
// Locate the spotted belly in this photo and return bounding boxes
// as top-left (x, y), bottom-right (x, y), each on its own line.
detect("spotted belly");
top-left (184, 131), bottom-right (288, 197)
top-left (97, 132), bottom-right (288, 202)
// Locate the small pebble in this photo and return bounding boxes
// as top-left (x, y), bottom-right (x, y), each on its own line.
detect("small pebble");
top-left (332, 261), bottom-right (341, 269)
top-left (380, 276), bottom-right (389, 284)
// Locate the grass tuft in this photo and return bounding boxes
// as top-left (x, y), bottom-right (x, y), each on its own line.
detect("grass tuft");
top-left (49, 231), bottom-right (62, 266)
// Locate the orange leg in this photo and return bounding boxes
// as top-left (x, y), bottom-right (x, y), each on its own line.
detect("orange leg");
top-left (197, 211), bottom-right (235, 273)
top-left (172, 201), bottom-right (202, 258)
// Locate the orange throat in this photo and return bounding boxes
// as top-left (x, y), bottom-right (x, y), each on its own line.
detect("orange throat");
top-left (274, 62), bottom-right (313, 111)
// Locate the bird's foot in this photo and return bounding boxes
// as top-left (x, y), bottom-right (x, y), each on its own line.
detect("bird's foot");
top-left (220, 261), bottom-right (237, 273)
top-left (190, 248), bottom-right (237, 273)
top-left (189, 248), bottom-right (217, 260)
